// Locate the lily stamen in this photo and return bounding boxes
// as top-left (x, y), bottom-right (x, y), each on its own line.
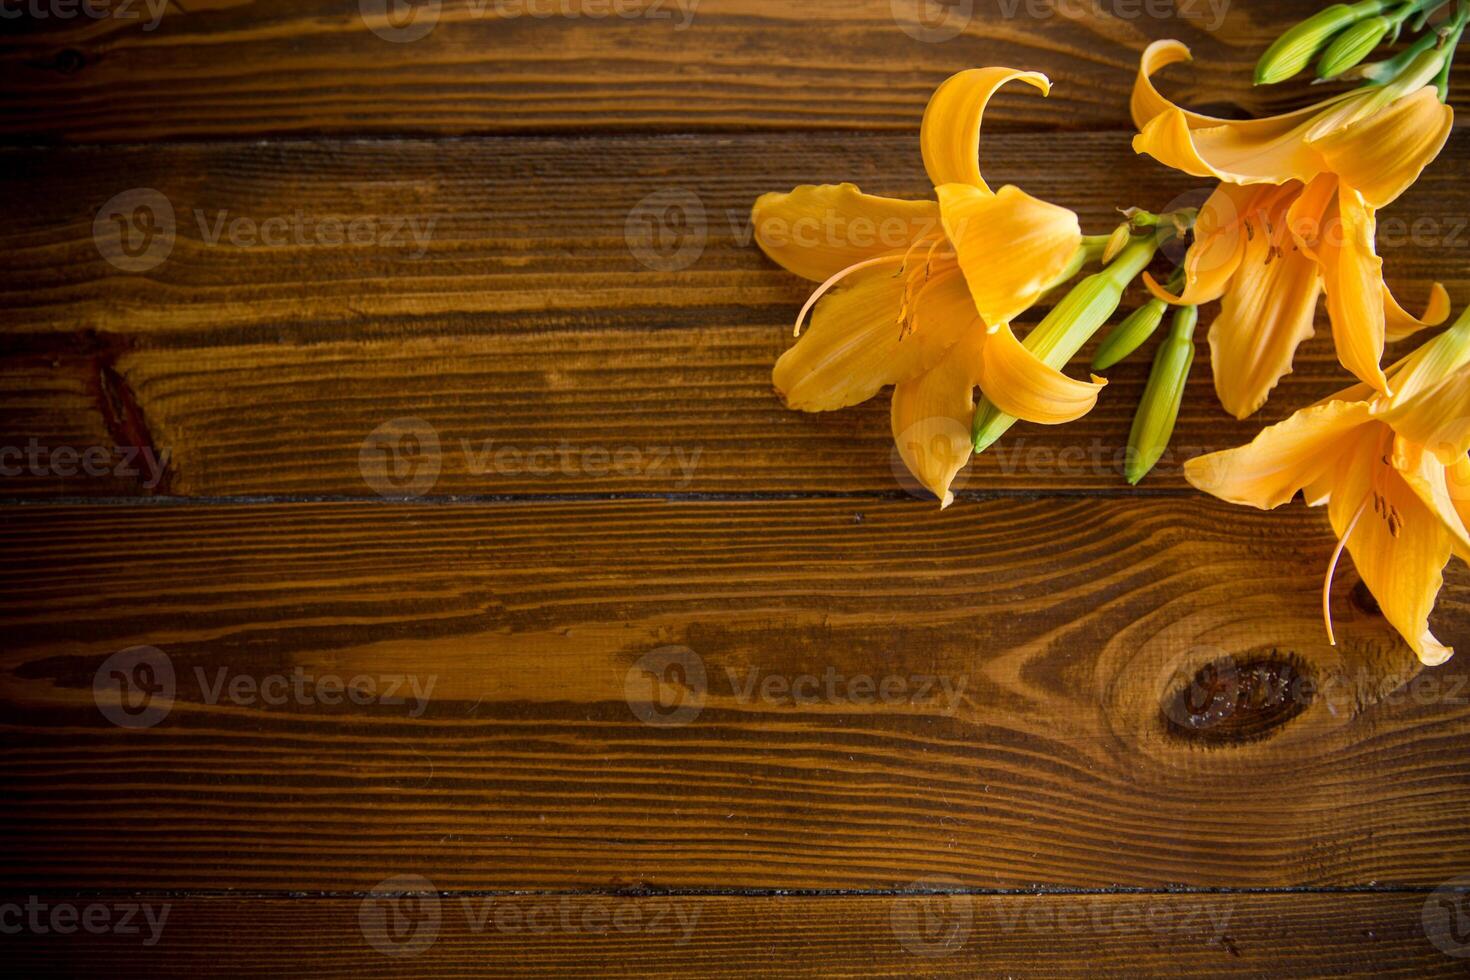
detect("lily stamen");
top-left (794, 253), bottom-right (906, 337)
top-left (1323, 495), bottom-right (1370, 647)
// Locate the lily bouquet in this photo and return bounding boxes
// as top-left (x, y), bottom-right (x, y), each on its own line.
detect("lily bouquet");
top-left (752, 3), bottom-right (1468, 664)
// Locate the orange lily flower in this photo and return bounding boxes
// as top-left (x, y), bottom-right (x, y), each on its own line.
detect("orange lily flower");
top-left (753, 69), bottom-right (1105, 507)
top-left (1132, 39), bottom-right (1452, 418)
top-left (1186, 312), bottom-right (1470, 665)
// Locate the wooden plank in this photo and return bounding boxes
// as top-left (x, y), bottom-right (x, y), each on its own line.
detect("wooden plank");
top-left (4, 132), bottom-right (1465, 496)
top-left (3, 499), bottom-right (1468, 891)
top-left (7, 133), bottom-right (1462, 339)
top-left (3, 891), bottom-right (1464, 977)
top-left (0, 326), bottom-right (1375, 496)
top-left (6, 0), bottom-right (1461, 142)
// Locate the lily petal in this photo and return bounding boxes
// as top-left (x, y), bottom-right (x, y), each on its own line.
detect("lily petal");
top-left (773, 266), bottom-right (978, 411)
top-left (1317, 185), bottom-right (1390, 394)
top-left (1447, 456), bottom-right (1470, 563)
top-left (1385, 312), bottom-right (1470, 408)
top-left (937, 182), bottom-right (1082, 327)
top-left (1329, 432), bottom-right (1455, 665)
top-left (891, 331), bottom-right (987, 509)
top-left (976, 322), bottom-right (1108, 425)
top-left (1207, 206), bottom-right (1323, 419)
top-left (752, 183), bottom-right (942, 282)
top-left (922, 68), bottom-right (1051, 191)
top-left (1132, 40), bottom-right (1360, 188)
top-left (1285, 172), bottom-right (1339, 264)
top-left (1309, 86), bottom-right (1454, 209)
top-left (1147, 183), bottom-right (1259, 306)
top-left (1382, 361), bottom-right (1470, 464)
top-left (1393, 437), bottom-right (1470, 559)
top-left (1385, 280), bottom-right (1451, 343)
top-left (1183, 399), bottom-right (1373, 509)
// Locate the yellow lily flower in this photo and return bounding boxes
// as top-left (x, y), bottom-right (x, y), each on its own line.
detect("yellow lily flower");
top-left (1132, 39), bottom-right (1452, 419)
top-left (1185, 312), bottom-right (1470, 665)
top-left (753, 68), bottom-right (1103, 507)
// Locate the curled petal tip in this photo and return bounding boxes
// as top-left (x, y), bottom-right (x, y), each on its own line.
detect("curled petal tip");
top-left (1142, 271), bottom-right (1186, 305)
top-left (1419, 635), bottom-right (1454, 666)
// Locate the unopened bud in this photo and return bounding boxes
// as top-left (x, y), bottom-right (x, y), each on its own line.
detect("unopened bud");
top-left (1125, 306), bottom-right (1198, 485)
top-left (1255, 2), bottom-right (1383, 85)
top-left (1102, 224), bottom-right (1133, 265)
top-left (1318, 15), bottom-right (1393, 79)
top-left (1092, 298), bottom-right (1168, 371)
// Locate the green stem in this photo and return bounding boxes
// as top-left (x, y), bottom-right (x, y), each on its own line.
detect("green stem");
top-left (1041, 236), bottom-right (1110, 295)
top-left (1436, 1), bottom-right (1469, 100)
top-left (972, 236), bottom-right (1158, 453)
top-left (1360, 26), bottom-right (1442, 82)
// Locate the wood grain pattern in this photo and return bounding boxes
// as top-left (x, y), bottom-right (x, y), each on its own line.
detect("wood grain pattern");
top-left (4, 891), bottom-right (1465, 977)
top-left (3, 499), bottom-right (1468, 891)
top-left (4, 132), bottom-right (1466, 497)
top-left (5, 0), bottom-right (1464, 142)
top-left (6, 2), bottom-right (1470, 973)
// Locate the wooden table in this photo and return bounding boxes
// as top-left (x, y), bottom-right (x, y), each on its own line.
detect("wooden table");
top-left (3, 0), bottom-right (1469, 974)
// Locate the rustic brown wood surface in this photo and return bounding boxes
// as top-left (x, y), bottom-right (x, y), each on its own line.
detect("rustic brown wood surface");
top-left (4, 0), bottom-right (1470, 975)
top-left (1, 0), bottom-right (1463, 142)
top-left (3, 499), bottom-right (1469, 893)
top-left (6, 893), bottom-right (1466, 977)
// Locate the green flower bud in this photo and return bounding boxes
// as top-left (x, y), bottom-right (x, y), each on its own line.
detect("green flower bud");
top-left (973, 237), bottom-right (1157, 453)
top-left (1125, 306), bottom-right (1197, 485)
top-left (1317, 15), bottom-right (1393, 79)
top-left (1255, 1), bottom-right (1383, 85)
top-left (1091, 298), bottom-right (1167, 371)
